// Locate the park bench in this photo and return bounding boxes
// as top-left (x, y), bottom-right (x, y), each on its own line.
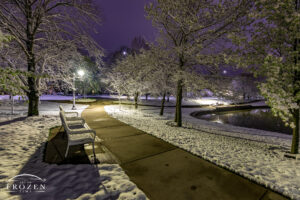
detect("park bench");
top-left (59, 105), bottom-right (85, 123)
top-left (59, 107), bottom-right (96, 163)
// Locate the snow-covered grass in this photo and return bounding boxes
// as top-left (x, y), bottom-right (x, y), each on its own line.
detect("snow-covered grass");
top-left (116, 96), bottom-right (231, 107)
top-left (0, 102), bottom-right (147, 200)
top-left (0, 95), bottom-right (77, 101)
top-left (75, 98), bottom-right (97, 103)
top-left (163, 106), bottom-right (292, 148)
top-left (0, 100), bottom-right (88, 116)
top-left (0, 94), bottom-right (106, 101)
top-left (105, 105), bottom-right (300, 200)
top-left (0, 94), bottom-right (233, 104)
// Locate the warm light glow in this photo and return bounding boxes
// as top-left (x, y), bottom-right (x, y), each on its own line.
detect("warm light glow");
top-left (192, 98), bottom-right (230, 106)
top-left (77, 70), bottom-right (85, 77)
top-left (212, 119), bottom-right (224, 124)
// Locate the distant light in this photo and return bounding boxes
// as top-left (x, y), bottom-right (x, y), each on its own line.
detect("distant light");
top-left (193, 98), bottom-right (230, 106)
top-left (223, 70), bottom-right (227, 74)
top-left (122, 51), bottom-right (127, 55)
top-left (77, 70), bottom-right (85, 77)
top-left (212, 119), bottom-right (224, 124)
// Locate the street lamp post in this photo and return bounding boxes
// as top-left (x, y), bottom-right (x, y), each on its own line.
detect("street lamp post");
top-left (72, 72), bottom-right (76, 110)
top-left (72, 70), bottom-right (85, 110)
top-left (78, 70), bottom-right (85, 98)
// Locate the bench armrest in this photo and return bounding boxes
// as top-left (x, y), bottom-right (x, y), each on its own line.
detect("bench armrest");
top-left (66, 118), bottom-right (85, 124)
top-left (69, 128), bottom-right (96, 136)
top-left (67, 120), bottom-right (85, 125)
top-left (64, 112), bottom-right (79, 117)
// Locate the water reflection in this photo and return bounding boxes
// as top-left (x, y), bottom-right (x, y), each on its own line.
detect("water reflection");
top-left (197, 109), bottom-right (292, 135)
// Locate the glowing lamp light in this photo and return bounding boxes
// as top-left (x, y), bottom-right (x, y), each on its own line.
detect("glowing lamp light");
top-left (212, 119), bottom-right (224, 124)
top-left (223, 70), bottom-right (227, 74)
top-left (122, 51), bottom-right (127, 55)
top-left (77, 70), bottom-right (85, 77)
top-left (193, 98), bottom-right (230, 106)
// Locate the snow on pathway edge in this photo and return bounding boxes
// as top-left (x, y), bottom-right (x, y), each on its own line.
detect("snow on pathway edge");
top-left (105, 105), bottom-right (300, 200)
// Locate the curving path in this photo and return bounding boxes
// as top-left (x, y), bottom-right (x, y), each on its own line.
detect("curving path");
top-left (82, 102), bottom-right (288, 200)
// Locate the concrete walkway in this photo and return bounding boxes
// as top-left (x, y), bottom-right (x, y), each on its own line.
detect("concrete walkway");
top-left (81, 104), bottom-right (288, 200)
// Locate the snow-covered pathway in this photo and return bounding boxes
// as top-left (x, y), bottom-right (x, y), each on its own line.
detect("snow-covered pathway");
top-left (105, 105), bottom-right (300, 200)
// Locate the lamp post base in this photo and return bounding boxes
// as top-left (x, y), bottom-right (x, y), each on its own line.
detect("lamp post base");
top-left (72, 105), bottom-right (77, 110)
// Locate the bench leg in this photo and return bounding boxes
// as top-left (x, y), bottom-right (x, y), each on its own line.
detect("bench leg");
top-left (92, 142), bottom-right (96, 164)
top-left (65, 144), bottom-right (69, 158)
top-left (58, 125), bottom-right (63, 133)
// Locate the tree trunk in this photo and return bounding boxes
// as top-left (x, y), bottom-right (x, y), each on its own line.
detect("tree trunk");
top-left (175, 80), bottom-right (183, 127)
top-left (134, 92), bottom-right (139, 109)
top-left (291, 0), bottom-right (299, 154)
top-left (27, 85), bottom-right (39, 116)
top-left (26, 8), bottom-right (39, 116)
top-left (27, 58), bottom-right (39, 116)
top-left (175, 93), bottom-right (178, 122)
top-left (243, 93), bottom-right (246, 101)
top-left (160, 92), bottom-right (166, 116)
top-left (167, 93), bottom-right (170, 102)
top-left (83, 84), bottom-right (86, 99)
top-left (10, 95), bottom-right (14, 115)
top-left (145, 93), bottom-right (149, 101)
top-left (291, 109), bottom-right (299, 154)
top-left (118, 92), bottom-right (121, 109)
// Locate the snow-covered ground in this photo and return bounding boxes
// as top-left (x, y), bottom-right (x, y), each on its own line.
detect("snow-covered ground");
top-left (115, 96), bottom-right (231, 106)
top-left (0, 94), bottom-right (93, 101)
top-left (0, 94), bottom-right (232, 106)
top-left (105, 105), bottom-right (300, 200)
top-left (0, 100), bottom-right (88, 116)
top-left (0, 102), bottom-right (147, 200)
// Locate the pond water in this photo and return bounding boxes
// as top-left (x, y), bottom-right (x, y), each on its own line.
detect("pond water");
top-left (196, 108), bottom-right (292, 135)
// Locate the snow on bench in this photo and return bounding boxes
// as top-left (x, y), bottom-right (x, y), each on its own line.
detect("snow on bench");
top-left (59, 105), bottom-right (85, 123)
top-left (59, 106), bottom-right (96, 163)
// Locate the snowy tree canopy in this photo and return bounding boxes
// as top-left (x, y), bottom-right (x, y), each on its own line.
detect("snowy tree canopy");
top-left (228, 0), bottom-right (300, 153)
top-left (0, 0), bottom-right (104, 115)
top-left (228, 0), bottom-right (300, 127)
top-left (0, 31), bottom-right (27, 95)
top-left (145, 0), bottom-right (253, 126)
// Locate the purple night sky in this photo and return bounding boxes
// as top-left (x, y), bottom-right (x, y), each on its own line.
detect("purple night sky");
top-left (93, 0), bottom-right (243, 75)
top-left (94, 0), bottom-right (156, 54)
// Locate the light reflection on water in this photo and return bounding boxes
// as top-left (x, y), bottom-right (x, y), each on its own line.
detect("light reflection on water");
top-left (197, 108), bottom-right (292, 135)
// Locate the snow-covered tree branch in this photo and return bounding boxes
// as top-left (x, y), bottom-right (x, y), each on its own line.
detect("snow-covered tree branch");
top-left (145, 0), bottom-right (253, 126)
top-left (228, 0), bottom-right (300, 154)
top-left (0, 0), bottom-right (104, 116)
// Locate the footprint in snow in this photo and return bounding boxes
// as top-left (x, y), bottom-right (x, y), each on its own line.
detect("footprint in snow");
top-left (22, 147), bottom-right (28, 151)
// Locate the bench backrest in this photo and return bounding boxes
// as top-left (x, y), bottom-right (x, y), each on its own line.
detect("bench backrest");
top-left (59, 111), bottom-right (71, 134)
top-left (59, 105), bottom-right (68, 117)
